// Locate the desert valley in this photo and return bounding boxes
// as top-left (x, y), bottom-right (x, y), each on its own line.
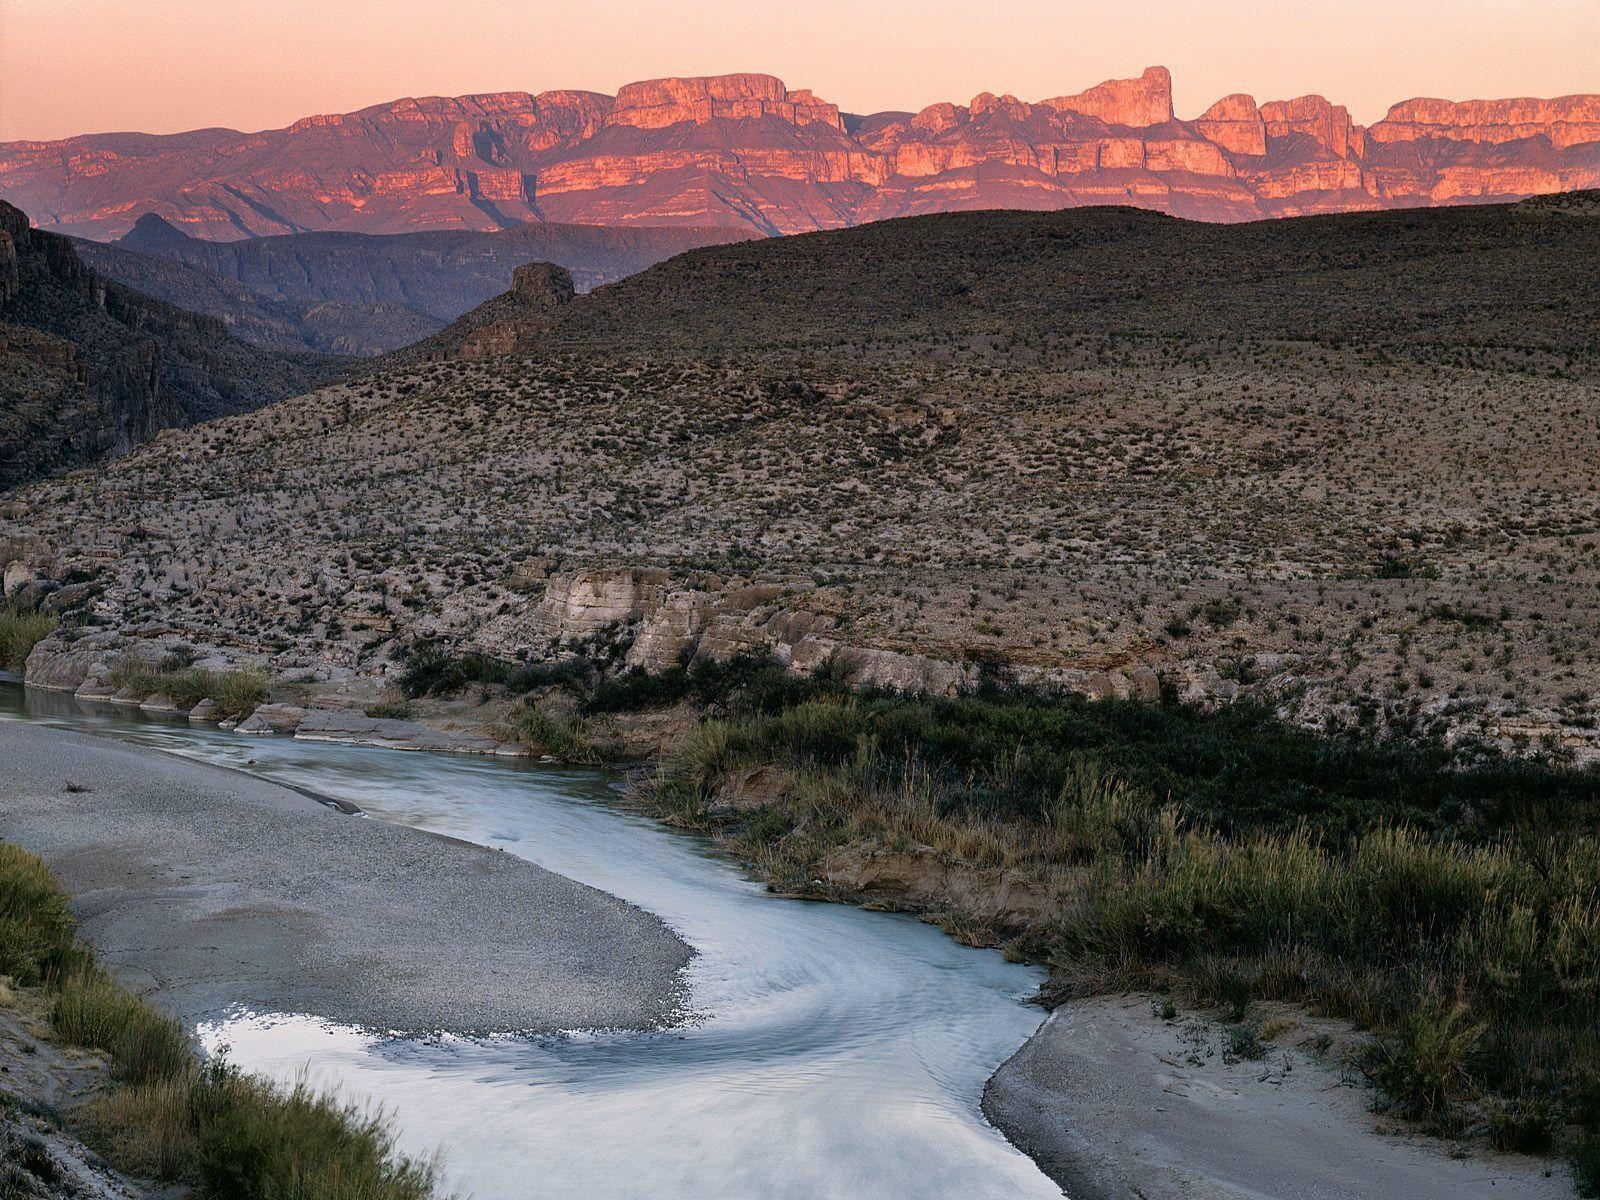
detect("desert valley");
top-left (1, 19), bottom-right (1599, 1200)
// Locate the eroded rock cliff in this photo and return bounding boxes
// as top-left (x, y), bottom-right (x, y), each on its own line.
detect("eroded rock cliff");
top-left (5, 69), bottom-right (1598, 239)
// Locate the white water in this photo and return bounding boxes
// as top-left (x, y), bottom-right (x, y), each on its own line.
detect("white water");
top-left (4, 690), bottom-right (1059, 1200)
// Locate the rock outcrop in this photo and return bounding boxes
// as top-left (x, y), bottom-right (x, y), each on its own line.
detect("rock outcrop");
top-left (5, 69), bottom-right (1598, 239)
top-left (393, 259), bottom-right (579, 362)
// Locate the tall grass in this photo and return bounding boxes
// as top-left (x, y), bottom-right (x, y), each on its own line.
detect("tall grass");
top-left (108, 658), bottom-right (268, 716)
top-left (0, 603), bottom-right (56, 672)
top-left (505, 700), bottom-right (617, 764)
top-left (646, 689), bottom-right (1600, 1179)
top-left (0, 839), bottom-right (440, 1200)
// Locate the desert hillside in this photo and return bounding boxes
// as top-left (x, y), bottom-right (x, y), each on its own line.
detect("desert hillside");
top-left (5, 195), bottom-right (1599, 758)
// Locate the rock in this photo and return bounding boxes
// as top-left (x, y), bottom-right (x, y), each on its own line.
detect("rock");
top-left (1262, 95), bottom-right (1362, 159)
top-left (1372, 93), bottom-right (1600, 151)
top-left (1128, 665), bottom-right (1162, 703)
top-left (235, 703), bottom-right (308, 735)
top-left (188, 698), bottom-right (220, 721)
top-left (1196, 94), bottom-right (1267, 157)
top-left (708, 764), bottom-right (792, 814)
top-left (625, 589), bottom-right (717, 672)
top-left (138, 693), bottom-right (183, 714)
top-left (1046, 66), bottom-right (1175, 128)
top-left (24, 635), bottom-right (115, 692)
top-left (536, 569), bottom-right (669, 641)
top-left (74, 675), bottom-right (117, 701)
top-left (292, 710), bottom-right (518, 755)
top-left (510, 262), bottom-right (575, 310)
top-left (3, 560), bottom-right (37, 596)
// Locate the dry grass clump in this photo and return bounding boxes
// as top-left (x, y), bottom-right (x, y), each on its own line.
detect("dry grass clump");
top-left (107, 656), bottom-right (268, 716)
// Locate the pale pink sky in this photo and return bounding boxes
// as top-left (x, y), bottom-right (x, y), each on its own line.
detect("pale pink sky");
top-left (3, 0), bottom-right (1597, 142)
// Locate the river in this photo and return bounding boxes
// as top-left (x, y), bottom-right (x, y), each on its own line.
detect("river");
top-left (1, 686), bottom-right (1060, 1199)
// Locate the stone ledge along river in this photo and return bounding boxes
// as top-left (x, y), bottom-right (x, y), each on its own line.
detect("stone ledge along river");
top-left (0, 686), bottom-right (1060, 1199)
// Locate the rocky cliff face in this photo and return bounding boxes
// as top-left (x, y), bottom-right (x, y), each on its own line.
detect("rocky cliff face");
top-left (5, 69), bottom-right (1598, 239)
top-left (0, 200), bottom-right (340, 490)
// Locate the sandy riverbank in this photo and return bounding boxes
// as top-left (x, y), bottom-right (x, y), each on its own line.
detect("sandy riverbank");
top-left (0, 720), bottom-right (690, 1034)
top-left (984, 995), bottom-right (1571, 1200)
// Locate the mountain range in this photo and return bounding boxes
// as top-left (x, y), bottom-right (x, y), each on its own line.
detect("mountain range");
top-left (71, 216), bottom-right (744, 354)
top-left (3, 67), bottom-right (1599, 240)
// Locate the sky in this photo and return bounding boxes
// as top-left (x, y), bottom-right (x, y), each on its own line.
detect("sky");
top-left (3, 0), bottom-right (1597, 142)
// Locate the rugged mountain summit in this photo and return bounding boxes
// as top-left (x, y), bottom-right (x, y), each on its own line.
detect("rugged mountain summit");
top-left (71, 216), bottom-right (744, 354)
top-left (4, 67), bottom-right (1598, 239)
top-left (0, 200), bottom-right (339, 490)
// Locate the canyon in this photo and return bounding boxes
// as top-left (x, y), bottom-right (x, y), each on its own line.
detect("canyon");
top-left (3, 68), bottom-right (1599, 240)
top-left (0, 200), bottom-right (340, 490)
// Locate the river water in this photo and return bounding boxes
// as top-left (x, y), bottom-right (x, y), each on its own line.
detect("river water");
top-left (2, 687), bottom-right (1059, 1199)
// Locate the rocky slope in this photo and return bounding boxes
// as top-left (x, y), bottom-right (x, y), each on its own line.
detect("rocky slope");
top-left (4, 68), bottom-right (1598, 239)
top-left (3, 196), bottom-right (1598, 758)
top-left (71, 215), bottom-right (747, 355)
top-left (0, 200), bottom-right (343, 490)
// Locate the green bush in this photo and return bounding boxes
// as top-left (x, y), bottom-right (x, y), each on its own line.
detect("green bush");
top-left (1367, 998), bottom-right (1485, 1127)
top-left (0, 604), bottom-right (56, 672)
top-left (509, 702), bottom-right (615, 764)
top-left (399, 645), bottom-right (511, 698)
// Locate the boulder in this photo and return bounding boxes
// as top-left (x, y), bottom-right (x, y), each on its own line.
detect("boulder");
top-left (235, 703), bottom-right (308, 735)
top-left (2, 561), bottom-right (37, 596)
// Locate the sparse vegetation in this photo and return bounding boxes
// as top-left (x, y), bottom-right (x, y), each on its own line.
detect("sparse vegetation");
top-left (640, 686), bottom-right (1600, 1170)
top-left (0, 603), bottom-right (55, 673)
top-left (107, 657), bottom-right (268, 716)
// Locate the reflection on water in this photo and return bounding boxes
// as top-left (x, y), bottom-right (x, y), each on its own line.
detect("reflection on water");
top-left (2, 686), bottom-right (1057, 1200)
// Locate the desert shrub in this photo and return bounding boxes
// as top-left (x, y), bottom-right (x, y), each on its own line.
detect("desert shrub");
top-left (107, 660), bottom-right (267, 716)
top-left (1367, 998), bottom-right (1485, 1127)
top-left (211, 669), bottom-right (268, 717)
top-left (399, 645), bottom-right (509, 698)
top-left (0, 604), bottom-right (56, 672)
top-left (504, 656), bottom-right (596, 693)
top-left (584, 654), bottom-right (838, 718)
top-left (508, 702), bottom-right (615, 764)
top-left (187, 1062), bottom-right (436, 1200)
top-left (51, 967), bottom-right (191, 1084)
top-left (83, 1075), bottom-right (198, 1179)
top-left (0, 842), bottom-right (78, 984)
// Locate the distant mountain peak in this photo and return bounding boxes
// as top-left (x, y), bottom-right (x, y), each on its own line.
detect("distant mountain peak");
top-left (120, 212), bottom-right (193, 247)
